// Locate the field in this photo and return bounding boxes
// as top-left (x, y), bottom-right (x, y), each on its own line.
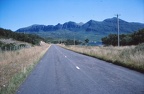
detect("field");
top-left (61, 43), bottom-right (144, 73)
top-left (0, 43), bottom-right (50, 94)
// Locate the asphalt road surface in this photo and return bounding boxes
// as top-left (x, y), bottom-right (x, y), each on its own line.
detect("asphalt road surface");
top-left (17, 45), bottom-right (144, 94)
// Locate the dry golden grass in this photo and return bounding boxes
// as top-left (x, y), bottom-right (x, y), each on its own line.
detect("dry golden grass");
top-left (61, 44), bottom-right (144, 72)
top-left (0, 43), bottom-right (50, 90)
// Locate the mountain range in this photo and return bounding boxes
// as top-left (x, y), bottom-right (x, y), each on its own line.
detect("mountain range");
top-left (16, 17), bottom-right (144, 42)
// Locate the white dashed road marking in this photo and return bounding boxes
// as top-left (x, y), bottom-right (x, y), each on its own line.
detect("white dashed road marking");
top-left (54, 46), bottom-right (80, 70)
top-left (76, 66), bottom-right (80, 70)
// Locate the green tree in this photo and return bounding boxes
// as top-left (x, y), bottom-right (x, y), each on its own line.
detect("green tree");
top-left (101, 28), bottom-right (144, 46)
top-left (131, 29), bottom-right (144, 45)
top-left (102, 34), bottom-right (117, 46)
top-left (85, 39), bottom-right (89, 44)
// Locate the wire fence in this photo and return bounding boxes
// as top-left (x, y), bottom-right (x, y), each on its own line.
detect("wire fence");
top-left (0, 44), bottom-right (31, 53)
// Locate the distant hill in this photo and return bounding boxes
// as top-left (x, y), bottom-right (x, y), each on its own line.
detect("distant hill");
top-left (0, 28), bottom-right (45, 45)
top-left (16, 17), bottom-right (144, 42)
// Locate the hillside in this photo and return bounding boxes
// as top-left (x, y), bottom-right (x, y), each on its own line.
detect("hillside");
top-left (0, 28), bottom-right (45, 51)
top-left (16, 17), bottom-right (144, 42)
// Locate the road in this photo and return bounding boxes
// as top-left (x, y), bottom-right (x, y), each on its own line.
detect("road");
top-left (17, 45), bottom-right (144, 94)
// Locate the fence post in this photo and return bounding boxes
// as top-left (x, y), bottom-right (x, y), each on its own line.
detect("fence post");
top-left (5, 47), bottom-right (6, 51)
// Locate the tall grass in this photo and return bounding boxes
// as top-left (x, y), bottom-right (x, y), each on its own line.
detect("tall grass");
top-left (61, 44), bottom-right (144, 72)
top-left (0, 43), bottom-right (50, 93)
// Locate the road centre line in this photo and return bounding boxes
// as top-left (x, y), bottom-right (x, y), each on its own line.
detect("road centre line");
top-left (76, 66), bottom-right (80, 70)
top-left (54, 45), bottom-right (80, 70)
top-left (54, 45), bottom-right (101, 85)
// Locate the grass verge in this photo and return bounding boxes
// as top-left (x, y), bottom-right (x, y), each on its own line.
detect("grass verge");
top-left (60, 44), bottom-right (144, 73)
top-left (0, 43), bottom-right (50, 94)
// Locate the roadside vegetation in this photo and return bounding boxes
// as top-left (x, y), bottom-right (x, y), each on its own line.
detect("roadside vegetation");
top-left (0, 39), bottom-right (31, 51)
top-left (61, 29), bottom-right (144, 73)
top-left (62, 43), bottom-right (144, 72)
top-left (0, 43), bottom-right (49, 94)
top-left (0, 28), bottom-right (50, 94)
top-left (102, 28), bottom-right (144, 46)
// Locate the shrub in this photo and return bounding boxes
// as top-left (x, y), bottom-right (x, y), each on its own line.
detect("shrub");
top-left (134, 43), bottom-right (144, 52)
top-left (1, 43), bottom-right (16, 51)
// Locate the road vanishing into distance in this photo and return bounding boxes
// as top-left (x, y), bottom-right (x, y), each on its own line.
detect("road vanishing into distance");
top-left (17, 45), bottom-right (144, 94)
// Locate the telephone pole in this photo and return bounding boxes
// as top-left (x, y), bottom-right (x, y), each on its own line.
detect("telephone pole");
top-left (116, 14), bottom-right (120, 47)
top-left (74, 33), bottom-right (75, 46)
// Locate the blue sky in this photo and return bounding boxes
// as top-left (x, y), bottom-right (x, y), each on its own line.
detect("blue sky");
top-left (0, 0), bottom-right (144, 31)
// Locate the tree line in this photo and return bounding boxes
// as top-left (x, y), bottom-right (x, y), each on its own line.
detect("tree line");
top-left (0, 28), bottom-right (45, 45)
top-left (101, 28), bottom-right (144, 46)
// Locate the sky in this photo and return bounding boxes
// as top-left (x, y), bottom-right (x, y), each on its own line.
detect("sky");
top-left (0, 0), bottom-right (144, 31)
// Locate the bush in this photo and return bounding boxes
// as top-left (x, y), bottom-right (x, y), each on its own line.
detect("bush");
top-left (0, 42), bottom-right (28, 51)
top-left (1, 43), bottom-right (16, 51)
top-left (134, 43), bottom-right (144, 52)
top-left (0, 41), bottom-right (5, 47)
top-left (19, 44), bottom-right (26, 47)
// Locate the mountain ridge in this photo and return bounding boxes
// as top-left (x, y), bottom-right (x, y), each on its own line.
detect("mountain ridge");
top-left (16, 17), bottom-right (144, 32)
top-left (16, 17), bottom-right (144, 42)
